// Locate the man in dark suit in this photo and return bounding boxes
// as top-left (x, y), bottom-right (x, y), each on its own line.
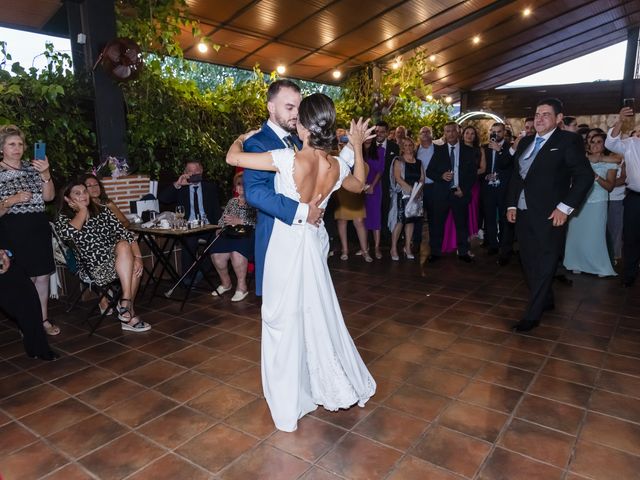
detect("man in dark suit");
top-left (376, 121), bottom-right (400, 241)
top-left (506, 98), bottom-right (593, 332)
top-left (426, 121), bottom-right (477, 262)
top-left (242, 79), bottom-right (325, 296)
top-left (481, 122), bottom-right (515, 262)
top-left (158, 160), bottom-right (221, 277)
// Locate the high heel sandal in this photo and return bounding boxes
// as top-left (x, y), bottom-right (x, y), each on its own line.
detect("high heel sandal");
top-left (404, 248), bottom-right (415, 260)
top-left (117, 299), bottom-right (151, 333)
top-left (390, 249), bottom-right (400, 261)
top-left (42, 319), bottom-right (60, 336)
top-left (374, 249), bottom-right (383, 260)
top-left (362, 250), bottom-right (373, 263)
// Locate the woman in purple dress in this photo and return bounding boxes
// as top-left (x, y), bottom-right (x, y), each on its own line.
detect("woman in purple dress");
top-left (363, 138), bottom-right (384, 259)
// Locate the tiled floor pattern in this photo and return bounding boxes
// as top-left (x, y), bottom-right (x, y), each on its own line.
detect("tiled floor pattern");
top-left (1, 250), bottom-right (640, 479)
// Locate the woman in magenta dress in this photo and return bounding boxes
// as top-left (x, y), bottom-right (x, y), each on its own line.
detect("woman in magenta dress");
top-left (363, 138), bottom-right (384, 259)
top-left (441, 126), bottom-right (486, 252)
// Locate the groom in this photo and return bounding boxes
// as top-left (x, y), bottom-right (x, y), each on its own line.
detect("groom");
top-left (243, 80), bottom-right (323, 296)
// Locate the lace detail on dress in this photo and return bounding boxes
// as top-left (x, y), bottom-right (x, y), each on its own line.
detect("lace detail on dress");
top-left (304, 323), bottom-right (376, 410)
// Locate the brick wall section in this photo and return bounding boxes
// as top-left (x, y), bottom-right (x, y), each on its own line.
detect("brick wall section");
top-left (100, 175), bottom-right (150, 213)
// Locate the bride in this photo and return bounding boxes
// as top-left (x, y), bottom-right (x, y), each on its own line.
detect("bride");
top-left (227, 93), bottom-right (377, 432)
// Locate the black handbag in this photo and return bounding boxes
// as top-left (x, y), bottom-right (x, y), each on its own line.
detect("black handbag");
top-left (222, 224), bottom-right (255, 239)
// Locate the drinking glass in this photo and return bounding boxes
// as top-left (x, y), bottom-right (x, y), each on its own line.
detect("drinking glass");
top-left (175, 205), bottom-right (185, 228)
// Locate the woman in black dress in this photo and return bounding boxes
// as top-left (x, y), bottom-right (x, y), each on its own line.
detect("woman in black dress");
top-left (0, 125), bottom-right (58, 335)
top-left (0, 249), bottom-right (58, 360)
top-left (55, 180), bottom-right (151, 332)
top-left (209, 172), bottom-right (256, 302)
top-left (389, 137), bottom-right (424, 261)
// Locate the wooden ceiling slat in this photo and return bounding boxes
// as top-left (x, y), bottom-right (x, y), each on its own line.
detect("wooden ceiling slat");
top-left (469, 25), bottom-right (635, 91)
top-left (1, 0), bottom-right (61, 30)
top-left (1, 0), bottom-right (639, 91)
top-left (422, 0), bottom-right (637, 90)
top-left (309, 0), bottom-right (487, 79)
top-left (420, 0), bottom-right (591, 85)
top-left (427, 2), bottom-right (640, 93)
top-left (185, 0), bottom-right (257, 23)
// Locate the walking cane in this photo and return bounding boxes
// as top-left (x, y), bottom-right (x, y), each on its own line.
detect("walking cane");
top-left (164, 226), bottom-right (227, 298)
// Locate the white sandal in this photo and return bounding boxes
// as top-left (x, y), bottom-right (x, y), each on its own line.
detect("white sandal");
top-left (231, 290), bottom-right (249, 302)
top-left (211, 284), bottom-right (233, 296)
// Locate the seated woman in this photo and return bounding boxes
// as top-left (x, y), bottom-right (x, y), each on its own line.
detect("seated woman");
top-left (54, 180), bottom-right (151, 332)
top-left (81, 173), bottom-right (130, 227)
top-left (0, 249), bottom-right (58, 361)
top-left (210, 172), bottom-right (256, 302)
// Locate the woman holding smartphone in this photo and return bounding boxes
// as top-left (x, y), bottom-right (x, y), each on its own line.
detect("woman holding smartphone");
top-left (0, 125), bottom-right (58, 336)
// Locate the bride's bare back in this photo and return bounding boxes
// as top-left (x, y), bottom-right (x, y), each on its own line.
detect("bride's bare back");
top-left (292, 148), bottom-right (340, 204)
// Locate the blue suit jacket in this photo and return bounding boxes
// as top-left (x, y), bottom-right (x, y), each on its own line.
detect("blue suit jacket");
top-left (243, 122), bottom-right (302, 296)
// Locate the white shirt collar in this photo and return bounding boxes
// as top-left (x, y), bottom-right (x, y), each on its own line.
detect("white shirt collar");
top-left (267, 119), bottom-right (291, 141)
top-left (536, 128), bottom-right (556, 142)
top-left (376, 139), bottom-right (387, 148)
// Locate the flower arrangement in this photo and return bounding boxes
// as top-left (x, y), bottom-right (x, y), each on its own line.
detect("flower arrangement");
top-left (94, 156), bottom-right (130, 178)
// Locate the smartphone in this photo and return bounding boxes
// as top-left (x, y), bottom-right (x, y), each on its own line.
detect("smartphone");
top-left (339, 135), bottom-right (349, 143)
top-left (623, 98), bottom-right (635, 113)
top-left (34, 141), bottom-right (46, 160)
top-left (188, 173), bottom-right (202, 184)
top-left (489, 132), bottom-right (497, 142)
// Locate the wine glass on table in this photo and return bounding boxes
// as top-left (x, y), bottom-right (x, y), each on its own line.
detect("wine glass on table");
top-left (175, 205), bottom-right (185, 229)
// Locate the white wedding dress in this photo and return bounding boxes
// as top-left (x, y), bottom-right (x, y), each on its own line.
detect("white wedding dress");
top-left (261, 148), bottom-right (376, 432)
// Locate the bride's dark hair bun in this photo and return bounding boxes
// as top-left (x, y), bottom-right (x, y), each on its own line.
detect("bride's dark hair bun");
top-left (299, 93), bottom-right (337, 152)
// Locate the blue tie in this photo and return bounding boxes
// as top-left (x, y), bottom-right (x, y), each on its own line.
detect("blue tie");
top-left (449, 145), bottom-right (455, 188)
top-left (528, 137), bottom-right (545, 161)
top-left (517, 137), bottom-right (545, 209)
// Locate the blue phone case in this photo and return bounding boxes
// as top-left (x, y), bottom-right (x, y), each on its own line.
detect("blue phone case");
top-left (34, 142), bottom-right (46, 160)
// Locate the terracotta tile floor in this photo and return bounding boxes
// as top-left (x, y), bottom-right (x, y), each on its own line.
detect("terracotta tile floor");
top-left (2, 249), bottom-right (640, 479)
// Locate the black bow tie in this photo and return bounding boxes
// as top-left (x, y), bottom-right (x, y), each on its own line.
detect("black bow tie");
top-left (377, 142), bottom-right (384, 147)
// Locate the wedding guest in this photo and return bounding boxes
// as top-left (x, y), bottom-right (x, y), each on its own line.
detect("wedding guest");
top-left (363, 138), bottom-right (384, 259)
top-left (158, 160), bottom-right (221, 280)
top-left (427, 122), bottom-right (478, 262)
top-left (376, 121), bottom-right (400, 244)
top-left (585, 128), bottom-right (605, 152)
top-left (414, 126), bottom-right (435, 252)
top-left (605, 107), bottom-right (640, 286)
top-left (395, 125), bottom-right (407, 144)
top-left (0, 249), bottom-right (58, 360)
top-left (438, 126), bottom-right (485, 254)
top-left (562, 116), bottom-right (578, 132)
top-left (81, 173), bottom-right (130, 227)
top-left (482, 122), bottom-right (515, 262)
top-left (564, 133), bottom-right (617, 276)
top-left (0, 125), bottom-right (57, 336)
top-left (335, 166), bottom-right (371, 262)
top-left (55, 180), bottom-right (151, 332)
top-left (462, 125), bottom-right (485, 237)
top-left (389, 137), bottom-right (424, 260)
top-left (608, 161), bottom-right (626, 263)
top-left (210, 172), bottom-right (256, 302)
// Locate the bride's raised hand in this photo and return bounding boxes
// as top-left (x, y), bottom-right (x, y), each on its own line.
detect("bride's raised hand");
top-left (348, 117), bottom-right (374, 146)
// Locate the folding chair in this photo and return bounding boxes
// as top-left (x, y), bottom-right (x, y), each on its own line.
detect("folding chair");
top-left (62, 241), bottom-right (123, 336)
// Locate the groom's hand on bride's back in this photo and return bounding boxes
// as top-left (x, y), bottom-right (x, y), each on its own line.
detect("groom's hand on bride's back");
top-left (306, 194), bottom-right (324, 227)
